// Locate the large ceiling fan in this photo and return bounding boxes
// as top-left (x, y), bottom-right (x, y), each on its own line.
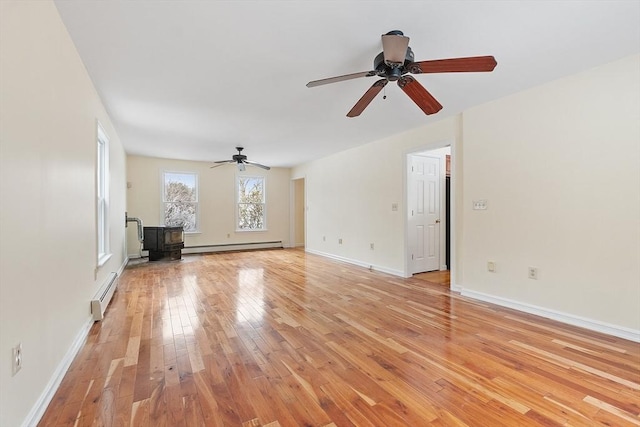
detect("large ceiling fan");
top-left (306, 30), bottom-right (497, 117)
top-left (210, 147), bottom-right (271, 171)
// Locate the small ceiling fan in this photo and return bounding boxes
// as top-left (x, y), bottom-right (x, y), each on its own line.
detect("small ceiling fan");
top-left (306, 30), bottom-right (497, 117)
top-left (210, 147), bottom-right (271, 171)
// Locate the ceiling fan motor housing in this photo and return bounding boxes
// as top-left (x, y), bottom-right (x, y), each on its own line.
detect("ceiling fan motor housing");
top-left (232, 147), bottom-right (246, 162)
top-left (374, 47), bottom-right (415, 81)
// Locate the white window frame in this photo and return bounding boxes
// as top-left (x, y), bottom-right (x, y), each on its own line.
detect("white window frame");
top-left (161, 170), bottom-right (199, 233)
top-left (97, 123), bottom-right (111, 266)
top-left (236, 175), bottom-right (267, 232)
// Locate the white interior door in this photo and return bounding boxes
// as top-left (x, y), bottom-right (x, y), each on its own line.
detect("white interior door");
top-left (408, 154), bottom-right (441, 274)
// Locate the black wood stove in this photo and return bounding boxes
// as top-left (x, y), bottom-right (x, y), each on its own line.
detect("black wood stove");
top-left (143, 226), bottom-right (184, 261)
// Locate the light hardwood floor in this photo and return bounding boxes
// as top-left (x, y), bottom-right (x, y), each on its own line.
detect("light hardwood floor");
top-left (413, 270), bottom-right (450, 287)
top-left (39, 249), bottom-right (639, 426)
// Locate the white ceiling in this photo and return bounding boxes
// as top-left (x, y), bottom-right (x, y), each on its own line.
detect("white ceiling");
top-left (53, 1), bottom-right (640, 168)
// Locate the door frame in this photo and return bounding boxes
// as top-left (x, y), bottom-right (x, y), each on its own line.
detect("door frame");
top-left (289, 176), bottom-right (306, 248)
top-left (403, 139), bottom-right (458, 291)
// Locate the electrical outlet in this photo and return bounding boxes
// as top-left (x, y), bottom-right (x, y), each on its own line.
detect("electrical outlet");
top-left (528, 267), bottom-right (538, 280)
top-left (227, 233), bottom-right (230, 238)
top-left (370, 243), bottom-right (374, 250)
top-left (473, 200), bottom-right (488, 210)
top-left (12, 343), bottom-right (22, 376)
top-left (338, 238), bottom-right (343, 244)
top-left (391, 203), bottom-right (398, 211)
top-left (323, 236), bottom-right (326, 242)
top-left (487, 261), bottom-right (496, 272)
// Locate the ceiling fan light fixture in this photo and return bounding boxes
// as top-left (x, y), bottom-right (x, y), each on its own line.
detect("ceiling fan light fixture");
top-left (381, 30), bottom-right (410, 65)
top-left (238, 162), bottom-right (246, 171)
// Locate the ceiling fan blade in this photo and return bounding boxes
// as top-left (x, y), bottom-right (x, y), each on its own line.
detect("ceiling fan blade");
top-left (397, 76), bottom-right (442, 115)
top-left (210, 160), bottom-right (234, 168)
top-left (306, 71), bottom-right (374, 88)
top-left (346, 79), bottom-right (388, 118)
top-left (381, 33), bottom-right (410, 65)
top-left (244, 160), bottom-right (271, 170)
top-left (410, 56), bottom-right (497, 74)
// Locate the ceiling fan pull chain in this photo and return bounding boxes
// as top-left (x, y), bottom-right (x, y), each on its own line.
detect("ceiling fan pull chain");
top-left (383, 86), bottom-right (387, 100)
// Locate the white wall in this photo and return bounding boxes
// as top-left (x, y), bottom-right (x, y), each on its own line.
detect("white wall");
top-left (126, 155), bottom-right (291, 254)
top-left (460, 54), bottom-right (640, 334)
top-left (0, 2), bottom-right (128, 425)
top-left (294, 54), bottom-right (639, 337)
top-left (293, 117), bottom-right (458, 276)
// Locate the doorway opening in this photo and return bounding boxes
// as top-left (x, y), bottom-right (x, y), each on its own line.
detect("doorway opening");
top-left (292, 178), bottom-right (305, 248)
top-left (406, 146), bottom-right (451, 277)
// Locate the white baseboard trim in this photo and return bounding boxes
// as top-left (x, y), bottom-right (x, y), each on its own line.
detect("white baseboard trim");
top-left (461, 289), bottom-right (640, 343)
top-left (118, 256), bottom-right (129, 276)
top-left (450, 284), bottom-right (463, 293)
top-left (182, 241), bottom-right (284, 255)
top-left (305, 248), bottom-right (405, 278)
top-left (133, 243), bottom-right (284, 258)
top-left (22, 316), bottom-right (93, 427)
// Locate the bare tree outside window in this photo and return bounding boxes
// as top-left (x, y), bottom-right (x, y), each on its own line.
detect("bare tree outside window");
top-left (163, 172), bottom-right (198, 232)
top-left (238, 176), bottom-right (265, 230)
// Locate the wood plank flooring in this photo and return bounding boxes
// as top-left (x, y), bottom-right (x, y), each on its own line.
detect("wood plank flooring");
top-left (414, 270), bottom-right (450, 287)
top-left (39, 249), bottom-right (640, 426)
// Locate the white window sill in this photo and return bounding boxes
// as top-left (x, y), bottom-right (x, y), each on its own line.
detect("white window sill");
top-left (97, 253), bottom-right (112, 267)
top-left (235, 229), bottom-right (268, 233)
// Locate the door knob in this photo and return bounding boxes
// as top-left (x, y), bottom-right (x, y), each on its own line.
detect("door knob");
top-left (435, 219), bottom-right (441, 223)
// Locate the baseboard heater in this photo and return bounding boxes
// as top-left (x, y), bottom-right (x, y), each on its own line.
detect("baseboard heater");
top-left (182, 241), bottom-right (283, 255)
top-left (91, 272), bottom-right (118, 321)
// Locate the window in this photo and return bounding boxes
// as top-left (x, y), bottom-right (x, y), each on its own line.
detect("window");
top-left (162, 171), bottom-right (198, 232)
top-left (237, 176), bottom-right (266, 231)
top-left (97, 123), bottom-right (110, 265)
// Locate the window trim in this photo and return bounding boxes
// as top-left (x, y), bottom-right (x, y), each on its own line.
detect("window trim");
top-left (96, 122), bottom-right (110, 266)
top-left (236, 174), bottom-right (267, 232)
top-left (161, 170), bottom-right (199, 233)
